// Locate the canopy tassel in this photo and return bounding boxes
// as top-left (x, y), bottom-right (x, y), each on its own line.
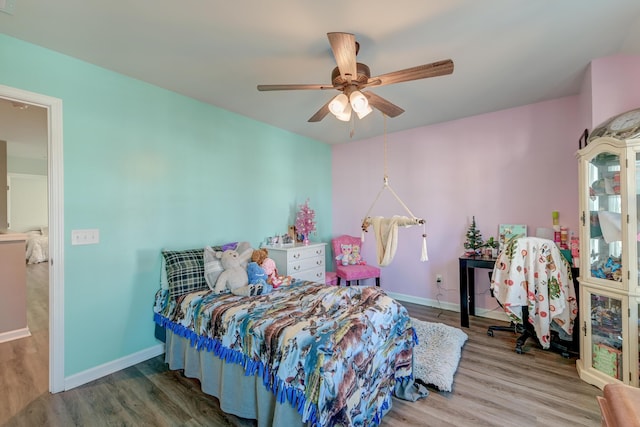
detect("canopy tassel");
top-left (421, 223), bottom-right (428, 262)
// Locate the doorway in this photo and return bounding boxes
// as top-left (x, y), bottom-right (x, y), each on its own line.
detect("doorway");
top-left (0, 85), bottom-right (64, 392)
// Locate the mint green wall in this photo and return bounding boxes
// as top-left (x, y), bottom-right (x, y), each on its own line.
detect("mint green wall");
top-left (0, 34), bottom-right (332, 377)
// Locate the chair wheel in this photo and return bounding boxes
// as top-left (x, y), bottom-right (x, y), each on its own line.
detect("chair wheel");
top-left (515, 347), bottom-right (523, 354)
top-left (487, 330), bottom-right (494, 337)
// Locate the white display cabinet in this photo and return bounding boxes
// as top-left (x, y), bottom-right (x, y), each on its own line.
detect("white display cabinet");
top-left (576, 127), bottom-right (640, 389)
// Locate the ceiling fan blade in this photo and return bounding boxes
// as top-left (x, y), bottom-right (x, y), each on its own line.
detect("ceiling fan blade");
top-left (327, 32), bottom-right (357, 82)
top-left (372, 59), bottom-right (454, 87)
top-left (361, 78), bottom-right (382, 89)
top-left (257, 83), bottom-right (335, 91)
top-left (364, 92), bottom-right (405, 118)
top-left (308, 99), bottom-right (332, 122)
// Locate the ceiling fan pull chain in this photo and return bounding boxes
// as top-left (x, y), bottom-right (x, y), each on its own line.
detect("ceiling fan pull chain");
top-left (350, 113), bottom-right (355, 138)
top-left (383, 112), bottom-right (388, 180)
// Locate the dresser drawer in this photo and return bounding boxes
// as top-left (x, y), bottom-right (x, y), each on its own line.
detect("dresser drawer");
top-left (294, 266), bottom-right (325, 283)
top-left (285, 245), bottom-right (325, 263)
top-left (263, 243), bottom-right (327, 284)
top-left (288, 256), bottom-right (325, 274)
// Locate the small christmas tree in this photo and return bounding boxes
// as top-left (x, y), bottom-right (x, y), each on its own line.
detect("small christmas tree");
top-left (295, 199), bottom-right (316, 245)
top-left (464, 216), bottom-right (484, 254)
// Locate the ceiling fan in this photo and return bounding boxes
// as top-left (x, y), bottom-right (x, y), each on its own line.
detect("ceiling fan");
top-left (257, 32), bottom-right (454, 123)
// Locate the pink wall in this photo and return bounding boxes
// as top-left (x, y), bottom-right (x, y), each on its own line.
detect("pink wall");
top-left (590, 55), bottom-right (640, 127)
top-left (332, 96), bottom-right (581, 311)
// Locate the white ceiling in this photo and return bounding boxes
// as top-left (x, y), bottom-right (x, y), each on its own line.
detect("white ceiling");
top-left (2, 0), bottom-right (640, 146)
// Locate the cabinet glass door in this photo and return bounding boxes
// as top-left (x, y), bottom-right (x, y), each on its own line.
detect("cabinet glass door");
top-left (636, 152), bottom-right (640, 292)
top-left (589, 291), bottom-right (624, 381)
top-left (588, 151), bottom-right (622, 283)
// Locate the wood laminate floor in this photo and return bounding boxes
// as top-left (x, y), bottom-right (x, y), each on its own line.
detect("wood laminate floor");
top-left (0, 264), bottom-right (603, 426)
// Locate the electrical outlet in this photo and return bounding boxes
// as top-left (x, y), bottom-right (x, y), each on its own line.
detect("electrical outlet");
top-left (436, 274), bottom-right (443, 283)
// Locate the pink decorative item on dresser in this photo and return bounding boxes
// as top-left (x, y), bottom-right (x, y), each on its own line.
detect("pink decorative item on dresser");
top-left (331, 235), bottom-right (380, 286)
top-left (295, 199), bottom-right (316, 245)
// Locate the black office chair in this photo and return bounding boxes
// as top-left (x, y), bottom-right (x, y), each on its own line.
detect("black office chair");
top-left (487, 270), bottom-right (535, 354)
top-left (487, 237), bottom-right (577, 357)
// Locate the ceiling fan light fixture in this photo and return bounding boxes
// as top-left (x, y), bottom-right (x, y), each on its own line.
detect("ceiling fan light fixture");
top-left (355, 103), bottom-right (372, 119)
top-left (329, 93), bottom-right (349, 116)
top-left (349, 90), bottom-right (369, 114)
top-left (335, 104), bottom-right (352, 121)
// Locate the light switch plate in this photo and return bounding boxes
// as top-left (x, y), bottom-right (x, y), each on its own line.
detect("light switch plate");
top-left (71, 229), bottom-right (100, 245)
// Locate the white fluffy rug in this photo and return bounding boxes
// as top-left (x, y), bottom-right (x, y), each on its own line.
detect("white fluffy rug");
top-left (411, 317), bottom-right (468, 392)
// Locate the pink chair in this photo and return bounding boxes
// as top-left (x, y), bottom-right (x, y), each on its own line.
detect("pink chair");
top-left (331, 235), bottom-right (381, 287)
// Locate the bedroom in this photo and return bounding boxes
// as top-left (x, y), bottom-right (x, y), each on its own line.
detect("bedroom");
top-left (0, 96), bottom-right (49, 264)
top-left (1, 1), bottom-right (640, 425)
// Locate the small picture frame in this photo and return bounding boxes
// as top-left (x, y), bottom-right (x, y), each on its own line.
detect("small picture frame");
top-left (498, 224), bottom-right (527, 251)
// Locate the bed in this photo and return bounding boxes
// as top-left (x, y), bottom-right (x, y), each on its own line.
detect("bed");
top-left (153, 245), bottom-right (423, 427)
top-left (25, 227), bottom-right (48, 264)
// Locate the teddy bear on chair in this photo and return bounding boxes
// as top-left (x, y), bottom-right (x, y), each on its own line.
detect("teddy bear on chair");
top-left (335, 243), bottom-right (352, 266)
top-left (349, 244), bottom-right (365, 265)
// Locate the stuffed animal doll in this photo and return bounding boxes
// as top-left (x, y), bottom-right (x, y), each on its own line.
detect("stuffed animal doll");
top-left (247, 261), bottom-right (273, 295)
top-left (213, 249), bottom-right (249, 294)
top-left (336, 243), bottom-right (352, 266)
top-left (261, 257), bottom-right (292, 288)
top-left (349, 244), bottom-right (365, 265)
top-left (252, 248), bottom-right (291, 288)
top-left (214, 249), bottom-right (271, 296)
top-left (261, 258), bottom-right (282, 287)
top-left (247, 261), bottom-right (268, 287)
top-left (251, 248), bottom-right (269, 265)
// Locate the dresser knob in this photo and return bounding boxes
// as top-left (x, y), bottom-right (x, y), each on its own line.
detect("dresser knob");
top-left (293, 253), bottom-right (300, 259)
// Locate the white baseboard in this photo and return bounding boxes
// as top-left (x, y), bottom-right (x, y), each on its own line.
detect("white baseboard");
top-left (474, 307), bottom-right (511, 322)
top-left (0, 327), bottom-right (31, 343)
top-left (387, 292), bottom-right (459, 313)
top-left (386, 291), bottom-right (510, 323)
top-left (64, 343), bottom-right (165, 391)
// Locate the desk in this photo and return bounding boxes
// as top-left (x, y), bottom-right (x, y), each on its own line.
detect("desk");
top-left (458, 255), bottom-right (495, 328)
top-left (458, 255), bottom-right (581, 354)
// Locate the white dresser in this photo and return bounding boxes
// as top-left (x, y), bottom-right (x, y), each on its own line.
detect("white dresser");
top-left (263, 242), bottom-right (326, 283)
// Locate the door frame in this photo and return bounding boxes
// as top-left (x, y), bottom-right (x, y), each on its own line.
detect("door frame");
top-left (0, 84), bottom-right (64, 392)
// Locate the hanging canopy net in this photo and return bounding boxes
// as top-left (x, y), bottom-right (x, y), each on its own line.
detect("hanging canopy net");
top-left (360, 114), bottom-right (428, 267)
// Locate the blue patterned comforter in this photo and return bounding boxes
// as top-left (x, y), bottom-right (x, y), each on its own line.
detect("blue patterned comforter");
top-left (154, 280), bottom-right (415, 426)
